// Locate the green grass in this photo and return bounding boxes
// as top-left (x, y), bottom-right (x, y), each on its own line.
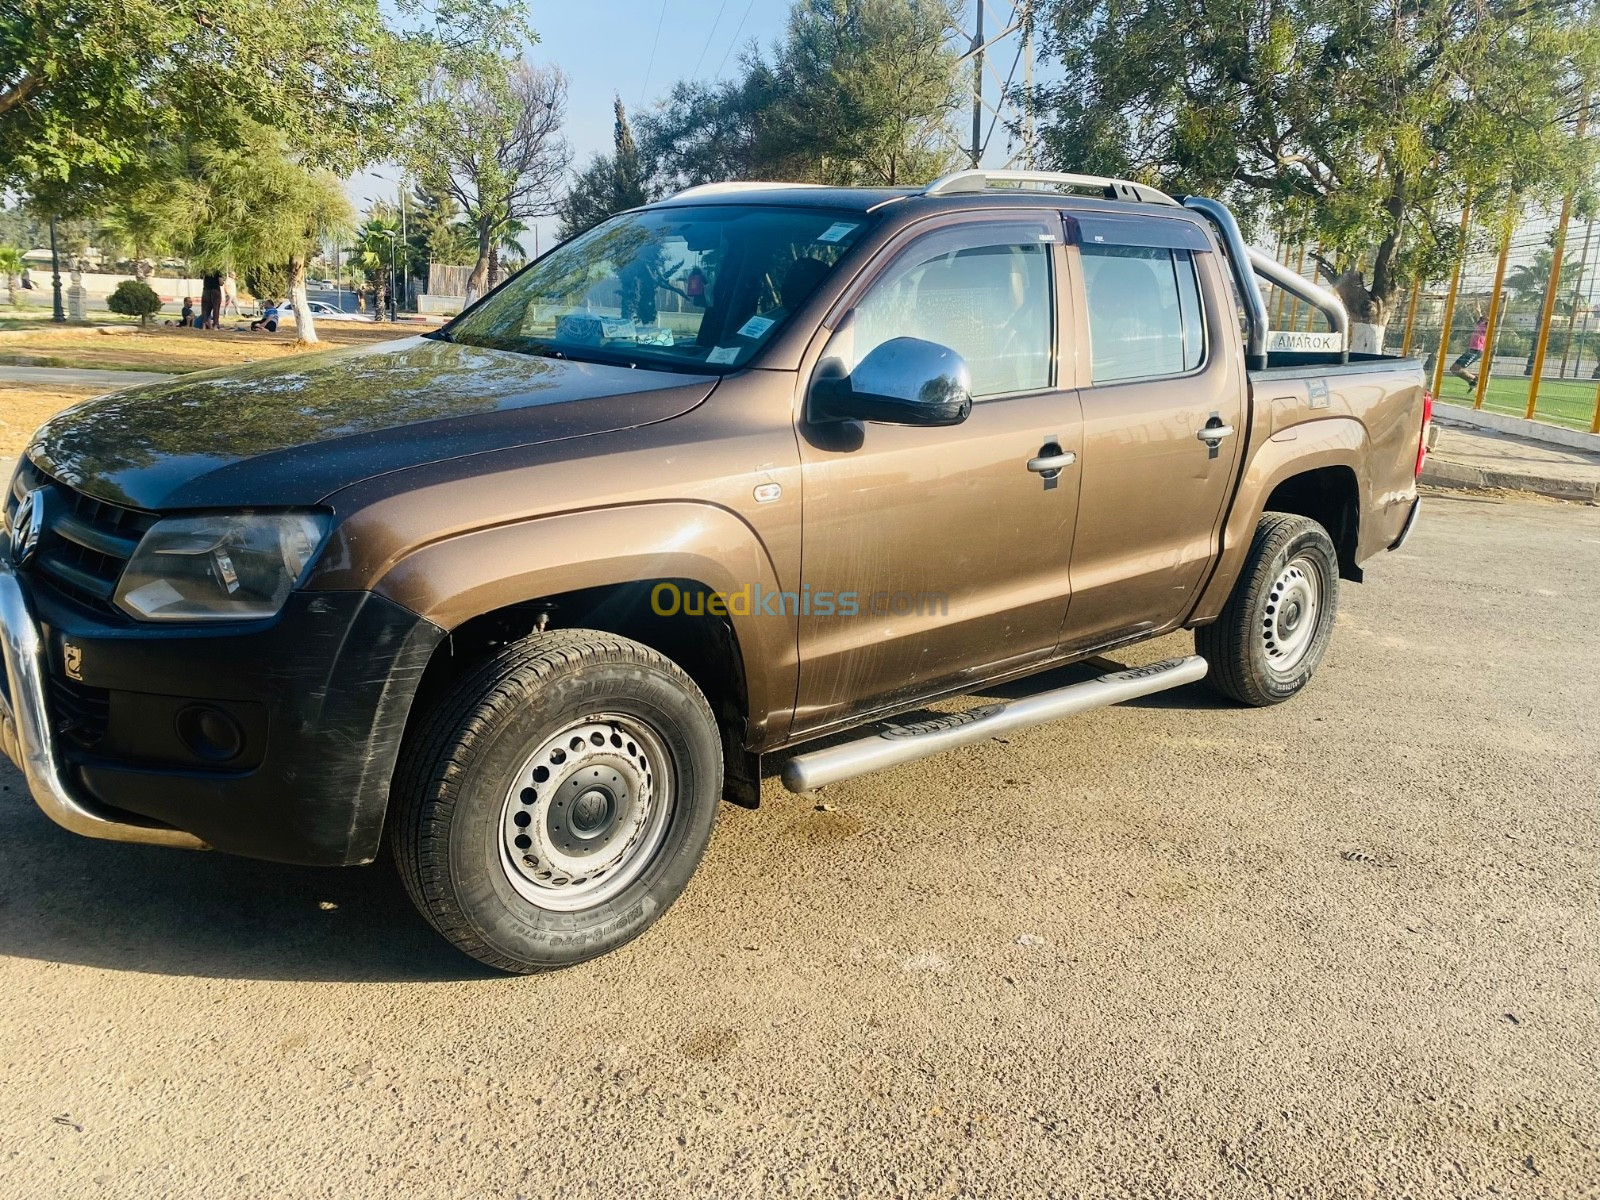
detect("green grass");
top-left (1433, 372), bottom-right (1598, 431)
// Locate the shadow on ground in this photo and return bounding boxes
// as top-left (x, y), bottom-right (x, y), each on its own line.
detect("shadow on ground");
top-left (0, 766), bottom-right (489, 983)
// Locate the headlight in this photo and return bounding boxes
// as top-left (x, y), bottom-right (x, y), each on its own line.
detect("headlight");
top-left (114, 511), bottom-right (331, 622)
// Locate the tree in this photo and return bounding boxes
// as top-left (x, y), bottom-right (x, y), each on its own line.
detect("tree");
top-left (638, 1), bottom-right (962, 192)
top-left (0, 246), bottom-right (23, 305)
top-left (765, 0), bottom-right (962, 185)
top-left (557, 96), bottom-right (652, 239)
top-left (488, 215), bottom-right (532, 283)
top-left (2, 0), bottom-right (530, 190)
top-left (1027, 0), bottom-right (1600, 350)
top-left (107, 279), bottom-right (161, 327)
top-left (406, 58), bottom-right (571, 303)
top-left (407, 181), bottom-right (477, 295)
top-left (96, 179), bottom-right (186, 281)
top-left (176, 120), bottom-right (353, 343)
top-left (638, 73), bottom-right (781, 194)
top-left (352, 211), bottom-right (403, 320)
top-left (244, 264), bottom-right (290, 305)
top-left (1505, 247), bottom-right (1584, 309)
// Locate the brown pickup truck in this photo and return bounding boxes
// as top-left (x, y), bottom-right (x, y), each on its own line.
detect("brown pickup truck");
top-left (0, 170), bottom-right (1429, 972)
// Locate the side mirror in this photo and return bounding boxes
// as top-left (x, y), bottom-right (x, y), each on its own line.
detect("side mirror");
top-left (810, 337), bottom-right (973, 427)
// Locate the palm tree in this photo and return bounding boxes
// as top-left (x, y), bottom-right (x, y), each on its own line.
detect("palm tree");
top-left (0, 247), bottom-right (23, 306)
top-left (351, 213), bottom-right (402, 320)
top-left (1504, 249), bottom-right (1582, 312)
top-left (488, 216), bottom-right (530, 287)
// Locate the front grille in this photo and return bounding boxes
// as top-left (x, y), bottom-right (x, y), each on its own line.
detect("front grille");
top-left (48, 675), bottom-right (110, 747)
top-left (7, 460), bottom-right (157, 614)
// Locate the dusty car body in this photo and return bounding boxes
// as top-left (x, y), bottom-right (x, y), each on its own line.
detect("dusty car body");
top-left (0, 171), bottom-right (1428, 971)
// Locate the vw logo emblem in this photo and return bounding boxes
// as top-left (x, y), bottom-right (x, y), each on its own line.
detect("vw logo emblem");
top-left (10, 488), bottom-right (45, 566)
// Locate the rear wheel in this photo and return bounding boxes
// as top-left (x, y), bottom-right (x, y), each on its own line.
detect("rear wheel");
top-left (392, 630), bottom-right (722, 973)
top-left (1197, 512), bottom-right (1340, 706)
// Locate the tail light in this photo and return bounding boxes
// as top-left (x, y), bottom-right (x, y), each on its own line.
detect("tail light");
top-left (1415, 391), bottom-right (1433, 476)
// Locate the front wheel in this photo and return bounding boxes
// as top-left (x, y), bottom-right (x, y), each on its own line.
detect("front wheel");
top-left (392, 630), bottom-right (722, 973)
top-left (1196, 512), bottom-right (1341, 706)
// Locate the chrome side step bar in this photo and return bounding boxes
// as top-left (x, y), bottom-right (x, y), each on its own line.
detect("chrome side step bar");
top-left (780, 655), bottom-right (1209, 793)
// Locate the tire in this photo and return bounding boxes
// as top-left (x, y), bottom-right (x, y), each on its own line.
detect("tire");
top-left (392, 630), bottom-right (722, 973)
top-left (1196, 512), bottom-right (1341, 707)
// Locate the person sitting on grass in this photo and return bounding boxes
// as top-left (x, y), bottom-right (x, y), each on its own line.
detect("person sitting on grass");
top-left (164, 297), bottom-right (196, 327)
top-left (249, 299), bottom-right (285, 333)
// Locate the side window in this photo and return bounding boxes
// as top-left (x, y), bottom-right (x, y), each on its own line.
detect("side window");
top-left (1081, 244), bottom-right (1207, 384)
top-left (842, 223), bottom-right (1054, 398)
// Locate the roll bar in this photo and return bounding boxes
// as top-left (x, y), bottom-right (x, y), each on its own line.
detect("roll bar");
top-left (1179, 196), bottom-right (1270, 370)
top-left (1246, 247), bottom-right (1351, 363)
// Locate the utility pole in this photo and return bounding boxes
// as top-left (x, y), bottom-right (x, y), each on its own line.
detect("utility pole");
top-left (970, 1), bottom-right (984, 168)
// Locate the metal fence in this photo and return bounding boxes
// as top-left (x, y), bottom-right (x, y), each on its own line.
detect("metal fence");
top-left (1261, 209), bottom-right (1600, 434)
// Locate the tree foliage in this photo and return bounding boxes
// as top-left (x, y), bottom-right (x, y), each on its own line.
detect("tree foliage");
top-left (106, 279), bottom-right (161, 326)
top-left (2, 0), bottom-right (528, 205)
top-left (408, 181), bottom-right (478, 272)
top-left (557, 97), bottom-right (652, 239)
top-left (634, 0), bottom-right (962, 194)
top-left (765, 0), bottom-right (963, 185)
top-left (405, 58), bottom-right (571, 300)
top-left (1028, 0), bottom-right (1600, 335)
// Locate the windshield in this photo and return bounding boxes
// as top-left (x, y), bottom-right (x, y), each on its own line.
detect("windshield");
top-left (439, 204), bottom-right (872, 372)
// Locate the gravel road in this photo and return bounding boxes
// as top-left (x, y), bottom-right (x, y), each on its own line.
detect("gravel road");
top-left (1, 490), bottom-right (1595, 1199)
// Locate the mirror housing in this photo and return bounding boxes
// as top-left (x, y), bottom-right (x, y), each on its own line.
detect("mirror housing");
top-left (810, 337), bottom-right (973, 427)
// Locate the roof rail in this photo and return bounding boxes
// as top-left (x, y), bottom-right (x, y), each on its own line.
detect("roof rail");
top-left (923, 169), bottom-right (1178, 207)
top-left (670, 181), bottom-right (827, 199)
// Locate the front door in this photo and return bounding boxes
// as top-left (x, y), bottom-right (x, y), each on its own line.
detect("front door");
top-left (1060, 226), bottom-right (1246, 652)
top-left (793, 216), bottom-right (1083, 735)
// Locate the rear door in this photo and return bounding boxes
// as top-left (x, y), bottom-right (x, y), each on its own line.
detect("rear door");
top-left (792, 214), bottom-right (1083, 735)
top-left (1059, 211), bottom-right (1246, 653)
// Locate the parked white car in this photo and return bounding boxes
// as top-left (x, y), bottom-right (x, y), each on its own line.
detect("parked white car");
top-left (286, 299), bottom-right (370, 323)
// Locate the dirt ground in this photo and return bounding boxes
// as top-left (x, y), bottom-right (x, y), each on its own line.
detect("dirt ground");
top-left (0, 382), bottom-right (102, 458)
top-left (0, 320), bottom-right (412, 374)
top-left (0, 480), bottom-right (1594, 1196)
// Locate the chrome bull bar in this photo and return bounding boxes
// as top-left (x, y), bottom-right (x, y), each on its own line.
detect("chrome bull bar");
top-left (0, 556), bottom-right (207, 849)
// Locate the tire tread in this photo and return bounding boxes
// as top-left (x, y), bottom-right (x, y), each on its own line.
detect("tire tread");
top-left (391, 630), bottom-right (716, 973)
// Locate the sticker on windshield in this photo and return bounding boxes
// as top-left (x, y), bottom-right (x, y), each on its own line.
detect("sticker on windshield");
top-left (706, 346), bottom-right (741, 365)
top-left (816, 221), bottom-right (859, 243)
top-left (736, 314), bottom-right (776, 339)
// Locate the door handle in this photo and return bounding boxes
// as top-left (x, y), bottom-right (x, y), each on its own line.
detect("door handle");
top-left (1027, 451), bottom-right (1076, 473)
top-left (1196, 423), bottom-right (1236, 443)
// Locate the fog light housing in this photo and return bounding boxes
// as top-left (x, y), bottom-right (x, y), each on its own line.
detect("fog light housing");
top-left (174, 705), bottom-right (245, 763)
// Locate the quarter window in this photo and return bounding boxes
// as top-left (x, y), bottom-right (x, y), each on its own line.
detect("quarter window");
top-left (841, 224), bottom-right (1054, 398)
top-left (1081, 244), bottom-right (1206, 384)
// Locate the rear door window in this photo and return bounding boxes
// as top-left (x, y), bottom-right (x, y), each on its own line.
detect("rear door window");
top-left (1080, 244), bottom-right (1206, 384)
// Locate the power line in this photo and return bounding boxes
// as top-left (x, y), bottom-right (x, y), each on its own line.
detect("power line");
top-left (638, 0), bottom-right (669, 107)
top-left (691, 0), bottom-right (729, 79)
top-left (715, 0), bottom-right (757, 81)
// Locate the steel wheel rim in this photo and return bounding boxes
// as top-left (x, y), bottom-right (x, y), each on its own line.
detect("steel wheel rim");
top-left (1261, 554), bottom-right (1322, 671)
top-left (498, 713), bottom-right (675, 912)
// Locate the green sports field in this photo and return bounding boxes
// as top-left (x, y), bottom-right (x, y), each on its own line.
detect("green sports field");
top-left (1432, 371), bottom-right (1599, 431)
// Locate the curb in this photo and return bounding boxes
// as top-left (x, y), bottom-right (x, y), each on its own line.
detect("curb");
top-left (1421, 458), bottom-right (1600, 504)
top-left (1431, 401), bottom-right (1600, 453)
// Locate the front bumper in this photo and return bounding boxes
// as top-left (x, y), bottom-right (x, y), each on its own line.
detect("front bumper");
top-left (0, 556), bottom-right (207, 849)
top-left (0, 559), bottom-right (444, 865)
